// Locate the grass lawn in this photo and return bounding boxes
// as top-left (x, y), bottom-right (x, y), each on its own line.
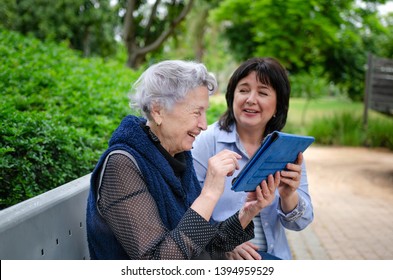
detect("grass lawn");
top-left (288, 97), bottom-right (363, 126)
top-left (208, 94), bottom-right (392, 137)
top-left (208, 94), bottom-right (365, 126)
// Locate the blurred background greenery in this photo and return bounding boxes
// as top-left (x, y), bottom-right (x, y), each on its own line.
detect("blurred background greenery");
top-left (1, 0), bottom-right (393, 208)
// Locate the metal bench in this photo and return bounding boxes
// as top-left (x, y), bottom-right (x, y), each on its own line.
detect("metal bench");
top-left (0, 174), bottom-right (91, 260)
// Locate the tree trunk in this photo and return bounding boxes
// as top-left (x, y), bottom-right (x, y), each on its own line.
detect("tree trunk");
top-left (194, 8), bottom-right (208, 62)
top-left (82, 26), bottom-right (91, 57)
top-left (126, 45), bottom-right (146, 69)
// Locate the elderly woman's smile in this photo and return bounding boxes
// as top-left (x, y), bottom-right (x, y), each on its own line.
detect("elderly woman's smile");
top-left (148, 86), bottom-right (209, 156)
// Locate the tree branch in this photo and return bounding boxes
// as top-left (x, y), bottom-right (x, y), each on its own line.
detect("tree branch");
top-left (139, 0), bottom-right (194, 54)
top-left (144, 0), bottom-right (161, 42)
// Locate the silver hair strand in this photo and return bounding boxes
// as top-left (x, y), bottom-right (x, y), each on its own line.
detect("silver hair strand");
top-left (129, 60), bottom-right (217, 119)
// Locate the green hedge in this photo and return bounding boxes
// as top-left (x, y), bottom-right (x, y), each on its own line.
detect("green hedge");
top-left (0, 109), bottom-right (97, 206)
top-left (307, 112), bottom-right (393, 150)
top-left (0, 29), bottom-right (140, 209)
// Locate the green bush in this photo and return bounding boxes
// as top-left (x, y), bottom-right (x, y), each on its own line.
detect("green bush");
top-left (0, 29), bottom-right (140, 209)
top-left (207, 98), bottom-right (226, 124)
top-left (307, 111), bottom-right (365, 146)
top-left (0, 110), bottom-right (98, 208)
top-left (307, 111), bottom-right (393, 150)
top-left (365, 116), bottom-right (393, 150)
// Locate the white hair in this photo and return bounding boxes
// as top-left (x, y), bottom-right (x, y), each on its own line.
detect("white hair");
top-left (130, 60), bottom-right (218, 119)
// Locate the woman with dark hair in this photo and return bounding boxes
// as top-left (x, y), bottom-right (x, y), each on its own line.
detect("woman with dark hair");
top-left (192, 57), bottom-right (314, 260)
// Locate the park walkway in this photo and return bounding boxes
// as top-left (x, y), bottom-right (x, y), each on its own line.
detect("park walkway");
top-left (286, 146), bottom-right (393, 260)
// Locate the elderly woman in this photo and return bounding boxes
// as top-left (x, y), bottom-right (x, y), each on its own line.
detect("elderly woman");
top-left (86, 60), bottom-right (280, 260)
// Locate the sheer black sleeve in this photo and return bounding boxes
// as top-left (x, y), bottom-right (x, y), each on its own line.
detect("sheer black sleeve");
top-left (97, 153), bottom-right (253, 259)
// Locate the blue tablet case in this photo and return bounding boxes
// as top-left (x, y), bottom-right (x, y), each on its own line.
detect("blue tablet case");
top-left (231, 131), bottom-right (315, 192)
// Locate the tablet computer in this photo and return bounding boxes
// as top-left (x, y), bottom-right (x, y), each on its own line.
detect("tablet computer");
top-left (231, 131), bottom-right (315, 192)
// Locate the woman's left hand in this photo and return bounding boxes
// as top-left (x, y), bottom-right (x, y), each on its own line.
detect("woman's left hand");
top-left (277, 152), bottom-right (303, 213)
top-left (278, 152), bottom-right (303, 198)
top-left (238, 171), bottom-right (280, 228)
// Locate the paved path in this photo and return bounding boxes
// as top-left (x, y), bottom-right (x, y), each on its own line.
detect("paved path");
top-left (286, 146), bottom-right (393, 260)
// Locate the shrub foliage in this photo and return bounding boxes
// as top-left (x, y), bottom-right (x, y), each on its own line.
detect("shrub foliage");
top-left (0, 29), bottom-right (139, 209)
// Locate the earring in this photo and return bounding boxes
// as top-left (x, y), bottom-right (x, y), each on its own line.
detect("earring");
top-left (156, 121), bottom-right (161, 126)
top-left (273, 114), bottom-right (276, 118)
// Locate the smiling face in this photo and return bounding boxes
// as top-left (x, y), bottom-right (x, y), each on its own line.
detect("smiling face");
top-left (233, 71), bottom-right (277, 133)
top-left (150, 86), bottom-right (209, 156)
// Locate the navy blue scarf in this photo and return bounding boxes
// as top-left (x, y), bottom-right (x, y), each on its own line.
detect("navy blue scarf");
top-left (109, 115), bottom-right (201, 228)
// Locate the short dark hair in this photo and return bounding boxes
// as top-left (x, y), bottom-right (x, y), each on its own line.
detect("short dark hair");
top-left (219, 57), bottom-right (290, 137)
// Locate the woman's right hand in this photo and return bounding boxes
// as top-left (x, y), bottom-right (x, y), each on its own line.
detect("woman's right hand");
top-left (191, 150), bottom-right (241, 221)
top-left (203, 149), bottom-right (242, 198)
top-left (226, 242), bottom-right (261, 260)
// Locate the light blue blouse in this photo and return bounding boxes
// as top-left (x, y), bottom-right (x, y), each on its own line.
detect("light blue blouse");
top-left (191, 121), bottom-right (314, 260)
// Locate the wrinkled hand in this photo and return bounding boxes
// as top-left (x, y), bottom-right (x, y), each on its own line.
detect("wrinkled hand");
top-left (203, 149), bottom-right (242, 198)
top-left (226, 242), bottom-right (261, 260)
top-left (278, 152), bottom-right (303, 199)
top-left (239, 172), bottom-right (280, 228)
top-left (194, 150), bottom-right (242, 221)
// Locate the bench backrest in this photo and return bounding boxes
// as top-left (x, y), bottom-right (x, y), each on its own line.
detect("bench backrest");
top-left (0, 174), bottom-right (91, 260)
